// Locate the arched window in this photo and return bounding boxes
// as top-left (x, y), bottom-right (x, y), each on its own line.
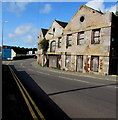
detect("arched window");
top-left (50, 41), bottom-right (56, 52)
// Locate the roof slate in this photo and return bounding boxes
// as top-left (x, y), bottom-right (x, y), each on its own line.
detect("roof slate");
top-left (41, 28), bottom-right (48, 37)
top-left (55, 20), bottom-right (68, 28)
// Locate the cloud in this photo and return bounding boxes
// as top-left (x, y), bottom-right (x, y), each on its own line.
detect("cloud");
top-left (8, 24), bottom-right (37, 38)
top-left (39, 4), bottom-right (52, 14)
top-left (86, 0), bottom-right (117, 13)
top-left (8, 23), bottom-right (39, 46)
top-left (105, 3), bottom-right (117, 13)
top-left (14, 24), bottom-right (34, 36)
top-left (23, 35), bottom-right (33, 44)
top-left (7, 2), bottom-right (28, 16)
top-left (86, 0), bottom-right (105, 12)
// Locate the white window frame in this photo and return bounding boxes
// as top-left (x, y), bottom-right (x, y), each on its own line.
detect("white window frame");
top-left (91, 29), bottom-right (100, 44)
top-left (66, 34), bottom-right (72, 48)
top-left (77, 32), bottom-right (84, 45)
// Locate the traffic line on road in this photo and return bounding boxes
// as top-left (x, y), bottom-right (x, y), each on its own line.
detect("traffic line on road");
top-left (58, 76), bottom-right (90, 83)
top-left (37, 71), bottom-right (50, 76)
top-left (46, 66), bottom-right (116, 82)
top-left (8, 65), bottom-right (46, 120)
top-left (8, 66), bottom-right (38, 119)
top-left (20, 63), bottom-right (25, 68)
top-left (28, 68), bottom-right (33, 71)
top-left (106, 86), bottom-right (118, 89)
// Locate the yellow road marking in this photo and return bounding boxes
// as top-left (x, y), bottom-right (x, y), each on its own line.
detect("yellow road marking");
top-left (8, 66), bottom-right (46, 120)
top-left (9, 66), bottom-right (38, 119)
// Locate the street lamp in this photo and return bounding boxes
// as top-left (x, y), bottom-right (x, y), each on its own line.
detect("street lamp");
top-left (2, 21), bottom-right (8, 59)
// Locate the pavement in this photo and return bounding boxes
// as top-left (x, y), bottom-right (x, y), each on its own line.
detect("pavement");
top-left (32, 61), bottom-right (117, 81)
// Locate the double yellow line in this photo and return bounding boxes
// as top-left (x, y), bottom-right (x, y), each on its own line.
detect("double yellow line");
top-left (8, 65), bottom-right (46, 120)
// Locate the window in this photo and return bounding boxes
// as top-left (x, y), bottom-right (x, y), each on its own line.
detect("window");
top-left (53, 28), bottom-right (55, 33)
top-left (80, 16), bottom-right (85, 22)
top-left (91, 56), bottom-right (99, 72)
top-left (58, 37), bottom-right (62, 48)
top-left (50, 41), bottom-right (56, 52)
top-left (91, 29), bottom-right (100, 44)
top-left (66, 34), bottom-right (72, 48)
top-left (77, 32), bottom-right (84, 45)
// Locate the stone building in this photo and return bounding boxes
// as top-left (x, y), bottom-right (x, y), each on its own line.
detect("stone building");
top-left (37, 5), bottom-right (118, 75)
top-left (37, 28), bottom-right (48, 66)
top-left (45, 20), bottom-right (68, 68)
top-left (37, 20), bottom-right (68, 67)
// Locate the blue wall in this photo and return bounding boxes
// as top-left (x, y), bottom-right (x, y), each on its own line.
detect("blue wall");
top-left (2, 48), bottom-right (11, 59)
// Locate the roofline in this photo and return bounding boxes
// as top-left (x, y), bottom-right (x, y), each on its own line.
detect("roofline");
top-left (81, 5), bottom-right (104, 14)
top-left (41, 28), bottom-right (48, 31)
top-left (55, 19), bottom-right (68, 24)
top-left (45, 19), bottom-right (68, 37)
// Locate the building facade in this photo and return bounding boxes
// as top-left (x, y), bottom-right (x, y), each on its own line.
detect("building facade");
top-left (37, 5), bottom-right (118, 75)
top-left (37, 28), bottom-right (48, 66)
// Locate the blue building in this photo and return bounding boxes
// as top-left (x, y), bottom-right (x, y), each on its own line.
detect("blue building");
top-left (2, 47), bottom-right (16, 60)
top-left (2, 48), bottom-right (11, 59)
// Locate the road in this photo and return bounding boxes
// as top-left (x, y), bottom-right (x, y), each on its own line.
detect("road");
top-left (2, 64), bottom-right (35, 120)
top-left (3, 58), bottom-right (117, 119)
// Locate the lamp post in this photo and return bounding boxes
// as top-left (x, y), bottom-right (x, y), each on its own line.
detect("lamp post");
top-left (2, 21), bottom-right (8, 59)
top-left (2, 21), bottom-right (8, 47)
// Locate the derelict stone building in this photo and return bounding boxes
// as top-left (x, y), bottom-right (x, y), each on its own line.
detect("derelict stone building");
top-left (37, 5), bottom-right (118, 75)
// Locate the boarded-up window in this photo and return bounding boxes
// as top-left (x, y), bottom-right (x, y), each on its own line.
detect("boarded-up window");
top-left (77, 32), bottom-right (84, 45)
top-left (50, 41), bottom-right (56, 52)
top-left (58, 37), bottom-right (62, 48)
top-left (49, 56), bottom-right (57, 68)
top-left (91, 56), bottom-right (99, 72)
top-left (76, 56), bottom-right (83, 71)
top-left (65, 55), bottom-right (71, 68)
top-left (66, 34), bottom-right (72, 48)
top-left (91, 29), bottom-right (100, 44)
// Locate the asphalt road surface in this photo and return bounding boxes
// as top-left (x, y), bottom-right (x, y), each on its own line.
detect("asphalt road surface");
top-left (2, 65), bottom-right (35, 120)
top-left (3, 58), bottom-right (117, 119)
